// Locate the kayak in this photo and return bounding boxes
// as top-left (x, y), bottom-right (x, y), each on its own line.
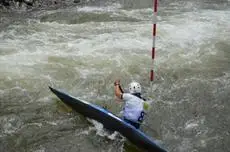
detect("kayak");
top-left (49, 86), bottom-right (167, 152)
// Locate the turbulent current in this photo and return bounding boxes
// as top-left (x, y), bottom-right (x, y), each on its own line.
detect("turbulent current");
top-left (0, 0), bottom-right (230, 152)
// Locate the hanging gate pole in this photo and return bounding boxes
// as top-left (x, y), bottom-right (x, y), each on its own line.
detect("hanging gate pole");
top-left (150, 0), bottom-right (158, 90)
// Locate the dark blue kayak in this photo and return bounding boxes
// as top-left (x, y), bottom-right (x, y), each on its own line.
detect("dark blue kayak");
top-left (49, 86), bottom-right (167, 152)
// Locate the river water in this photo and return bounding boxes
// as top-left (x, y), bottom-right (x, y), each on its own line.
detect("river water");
top-left (0, 0), bottom-right (230, 152)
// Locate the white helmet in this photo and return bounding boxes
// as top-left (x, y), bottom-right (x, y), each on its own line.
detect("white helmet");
top-left (129, 81), bottom-right (141, 94)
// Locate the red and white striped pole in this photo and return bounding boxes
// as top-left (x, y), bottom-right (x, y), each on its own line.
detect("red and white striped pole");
top-left (150, 0), bottom-right (158, 87)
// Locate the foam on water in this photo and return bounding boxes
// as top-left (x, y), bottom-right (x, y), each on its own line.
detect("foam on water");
top-left (34, 147), bottom-right (46, 152)
top-left (87, 119), bottom-right (121, 140)
top-left (0, 115), bottom-right (23, 135)
top-left (185, 119), bottom-right (201, 130)
top-left (77, 3), bottom-right (122, 13)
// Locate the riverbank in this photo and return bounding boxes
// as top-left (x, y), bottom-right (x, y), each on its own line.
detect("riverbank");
top-left (0, 0), bottom-right (82, 11)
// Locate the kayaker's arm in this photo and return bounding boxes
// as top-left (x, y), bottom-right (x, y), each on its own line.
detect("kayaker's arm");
top-left (114, 80), bottom-right (123, 100)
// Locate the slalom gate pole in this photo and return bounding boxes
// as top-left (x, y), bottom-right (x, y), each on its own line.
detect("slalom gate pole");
top-left (150, 0), bottom-right (158, 91)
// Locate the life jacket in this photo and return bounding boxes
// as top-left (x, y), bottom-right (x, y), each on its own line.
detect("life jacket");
top-left (132, 93), bottom-right (146, 101)
top-left (122, 93), bottom-right (145, 123)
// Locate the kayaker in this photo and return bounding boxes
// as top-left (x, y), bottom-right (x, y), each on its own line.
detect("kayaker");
top-left (114, 80), bottom-right (149, 129)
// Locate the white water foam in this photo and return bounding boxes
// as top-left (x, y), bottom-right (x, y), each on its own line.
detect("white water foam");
top-left (86, 119), bottom-right (120, 140)
top-left (0, 115), bottom-right (23, 135)
top-left (34, 147), bottom-right (46, 152)
top-left (77, 4), bottom-right (122, 13)
top-left (184, 120), bottom-right (199, 130)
